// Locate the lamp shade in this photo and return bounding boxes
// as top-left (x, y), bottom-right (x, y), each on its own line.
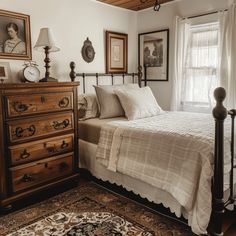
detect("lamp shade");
top-left (34, 28), bottom-right (60, 52)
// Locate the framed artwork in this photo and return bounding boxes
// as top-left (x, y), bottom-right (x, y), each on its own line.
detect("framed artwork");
top-left (0, 62), bottom-right (11, 83)
top-left (138, 29), bottom-right (169, 81)
top-left (106, 31), bottom-right (128, 73)
top-left (0, 9), bottom-right (32, 60)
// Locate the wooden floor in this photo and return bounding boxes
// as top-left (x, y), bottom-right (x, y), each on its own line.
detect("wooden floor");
top-left (223, 210), bottom-right (236, 236)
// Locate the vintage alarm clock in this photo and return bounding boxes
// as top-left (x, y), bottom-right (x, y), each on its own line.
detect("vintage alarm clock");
top-left (20, 61), bottom-right (40, 82)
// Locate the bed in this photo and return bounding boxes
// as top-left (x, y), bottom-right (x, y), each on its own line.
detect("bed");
top-left (70, 62), bottom-right (236, 236)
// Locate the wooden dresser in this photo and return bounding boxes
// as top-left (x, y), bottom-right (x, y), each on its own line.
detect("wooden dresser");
top-left (0, 82), bottom-right (79, 210)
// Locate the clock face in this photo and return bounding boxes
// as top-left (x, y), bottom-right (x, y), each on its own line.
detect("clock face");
top-left (23, 66), bottom-right (40, 82)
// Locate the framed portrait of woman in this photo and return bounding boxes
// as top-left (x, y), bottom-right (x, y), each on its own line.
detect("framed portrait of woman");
top-left (0, 9), bottom-right (32, 60)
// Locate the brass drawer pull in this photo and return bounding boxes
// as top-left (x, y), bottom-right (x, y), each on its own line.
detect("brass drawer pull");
top-left (15, 125), bottom-right (36, 138)
top-left (52, 119), bottom-right (70, 130)
top-left (58, 97), bottom-right (69, 108)
top-left (40, 96), bottom-right (46, 103)
top-left (61, 140), bottom-right (69, 149)
top-left (47, 146), bottom-right (56, 154)
top-left (20, 149), bottom-right (30, 159)
top-left (46, 140), bottom-right (69, 154)
top-left (22, 174), bottom-right (32, 182)
top-left (59, 162), bottom-right (69, 171)
top-left (13, 102), bottom-right (32, 113)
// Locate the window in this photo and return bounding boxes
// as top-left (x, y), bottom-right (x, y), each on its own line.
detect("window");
top-left (181, 22), bottom-right (219, 112)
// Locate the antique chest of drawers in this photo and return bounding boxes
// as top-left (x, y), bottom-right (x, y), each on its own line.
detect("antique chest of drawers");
top-left (0, 82), bottom-right (79, 210)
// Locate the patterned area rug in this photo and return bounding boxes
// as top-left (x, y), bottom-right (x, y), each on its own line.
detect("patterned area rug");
top-left (0, 182), bottom-right (194, 236)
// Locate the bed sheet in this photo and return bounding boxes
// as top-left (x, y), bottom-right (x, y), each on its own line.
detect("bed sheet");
top-left (79, 117), bottom-right (126, 144)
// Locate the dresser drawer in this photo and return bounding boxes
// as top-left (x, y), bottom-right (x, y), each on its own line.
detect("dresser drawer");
top-left (10, 154), bottom-right (73, 193)
top-left (8, 112), bottom-right (74, 143)
top-left (5, 92), bottom-right (73, 118)
top-left (9, 134), bottom-right (74, 166)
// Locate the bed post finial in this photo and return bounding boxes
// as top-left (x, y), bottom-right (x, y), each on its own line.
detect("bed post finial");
top-left (212, 87), bottom-right (227, 236)
top-left (69, 61), bottom-right (76, 82)
top-left (138, 65), bottom-right (143, 87)
top-left (213, 87), bottom-right (227, 120)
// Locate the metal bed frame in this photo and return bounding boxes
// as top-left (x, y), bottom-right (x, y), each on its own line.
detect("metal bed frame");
top-left (69, 62), bottom-right (143, 93)
top-left (69, 62), bottom-right (236, 235)
top-left (212, 88), bottom-right (236, 235)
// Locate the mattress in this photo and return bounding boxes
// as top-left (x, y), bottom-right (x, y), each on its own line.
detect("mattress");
top-left (79, 117), bottom-right (126, 144)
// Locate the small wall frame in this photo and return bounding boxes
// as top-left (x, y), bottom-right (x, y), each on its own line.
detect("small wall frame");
top-left (0, 9), bottom-right (32, 60)
top-left (106, 31), bottom-right (128, 74)
top-left (0, 62), bottom-right (11, 83)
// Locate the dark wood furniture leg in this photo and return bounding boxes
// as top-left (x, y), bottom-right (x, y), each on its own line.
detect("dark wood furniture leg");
top-left (1, 204), bottom-right (12, 212)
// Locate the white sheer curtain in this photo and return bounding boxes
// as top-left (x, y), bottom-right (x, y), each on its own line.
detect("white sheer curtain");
top-left (172, 18), bottom-right (220, 113)
top-left (219, 2), bottom-right (236, 109)
top-left (171, 17), bottom-right (190, 111)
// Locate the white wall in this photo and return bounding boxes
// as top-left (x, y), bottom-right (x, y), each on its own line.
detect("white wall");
top-left (1, 0), bottom-right (233, 108)
top-left (137, 0), bottom-right (231, 110)
top-left (0, 0), bottom-right (137, 90)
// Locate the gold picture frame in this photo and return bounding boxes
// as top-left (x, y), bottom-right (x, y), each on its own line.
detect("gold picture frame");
top-left (106, 31), bottom-right (128, 73)
top-left (0, 9), bottom-right (32, 60)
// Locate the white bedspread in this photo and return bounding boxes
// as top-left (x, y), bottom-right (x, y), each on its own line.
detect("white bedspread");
top-left (96, 112), bottom-right (234, 235)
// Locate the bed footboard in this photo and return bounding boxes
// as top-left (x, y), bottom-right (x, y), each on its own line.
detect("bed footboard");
top-left (212, 87), bottom-right (236, 235)
top-left (228, 109), bottom-right (236, 205)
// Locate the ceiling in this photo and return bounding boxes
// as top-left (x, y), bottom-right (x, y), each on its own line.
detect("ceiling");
top-left (97, 0), bottom-right (175, 11)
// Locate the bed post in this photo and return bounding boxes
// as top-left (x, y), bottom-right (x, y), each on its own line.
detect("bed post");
top-left (69, 61), bottom-right (76, 82)
top-left (212, 87), bottom-right (228, 236)
top-left (137, 65), bottom-right (143, 87)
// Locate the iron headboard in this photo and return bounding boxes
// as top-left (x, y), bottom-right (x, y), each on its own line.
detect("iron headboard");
top-left (69, 61), bottom-right (143, 93)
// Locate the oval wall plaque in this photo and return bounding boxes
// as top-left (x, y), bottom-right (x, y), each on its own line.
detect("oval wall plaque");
top-left (81, 37), bottom-right (95, 63)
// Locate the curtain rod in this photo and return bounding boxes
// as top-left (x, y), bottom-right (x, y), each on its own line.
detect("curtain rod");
top-left (182, 9), bottom-right (228, 20)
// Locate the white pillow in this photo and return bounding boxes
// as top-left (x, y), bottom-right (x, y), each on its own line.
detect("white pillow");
top-left (114, 86), bottom-right (163, 120)
top-left (94, 84), bottom-right (139, 119)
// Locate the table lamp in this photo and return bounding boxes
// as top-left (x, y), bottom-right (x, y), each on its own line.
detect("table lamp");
top-left (34, 28), bottom-right (60, 82)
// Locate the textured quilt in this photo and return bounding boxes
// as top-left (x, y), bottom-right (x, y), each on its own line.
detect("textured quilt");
top-left (96, 112), bottom-right (234, 235)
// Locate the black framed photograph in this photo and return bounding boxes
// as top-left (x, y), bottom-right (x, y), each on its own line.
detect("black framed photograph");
top-left (138, 29), bottom-right (169, 81)
top-left (106, 31), bottom-right (128, 74)
top-left (0, 9), bottom-right (32, 60)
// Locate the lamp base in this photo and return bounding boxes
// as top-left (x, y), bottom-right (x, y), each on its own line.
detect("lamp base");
top-left (39, 77), bottom-right (58, 82)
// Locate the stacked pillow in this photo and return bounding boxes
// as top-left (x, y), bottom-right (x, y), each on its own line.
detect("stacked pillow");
top-left (78, 84), bottom-right (163, 121)
top-left (114, 86), bottom-right (163, 120)
top-left (94, 84), bottom-right (139, 119)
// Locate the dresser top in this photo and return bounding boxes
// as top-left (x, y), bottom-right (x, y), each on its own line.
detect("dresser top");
top-left (0, 82), bottom-right (80, 90)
